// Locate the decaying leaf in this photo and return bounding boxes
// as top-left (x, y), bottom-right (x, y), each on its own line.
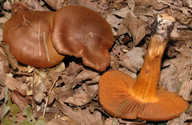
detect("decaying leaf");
top-left (34, 83), bottom-right (46, 103)
top-left (167, 113), bottom-right (192, 125)
top-left (0, 0), bottom-right (192, 124)
top-left (4, 74), bottom-right (23, 91)
top-left (47, 117), bottom-right (80, 125)
top-left (135, 0), bottom-right (168, 10)
top-left (44, 0), bottom-right (65, 10)
top-left (76, 69), bottom-right (99, 81)
top-left (104, 118), bottom-right (120, 125)
top-left (64, 88), bottom-right (91, 106)
top-left (57, 101), bottom-right (103, 125)
top-left (123, 12), bottom-right (147, 45)
top-left (119, 47), bottom-right (146, 73)
top-left (65, 0), bottom-right (102, 12)
top-left (10, 90), bottom-right (29, 111)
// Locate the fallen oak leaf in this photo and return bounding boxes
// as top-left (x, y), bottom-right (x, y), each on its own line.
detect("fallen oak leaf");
top-left (47, 117), bottom-right (81, 125)
top-left (122, 12), bottom-right (147, 45)
top-left (57, 101), bottom-right (103, 125)
top-left (64, 89), bottom-right (91, 106)
top-left (4, 74), bottom-right (23, 91)
top-left (10, 90), bottom-right (29, 112)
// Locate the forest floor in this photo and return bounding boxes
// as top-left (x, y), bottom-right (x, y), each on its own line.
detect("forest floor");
top-left (0, 0), bottom-right (192, 125)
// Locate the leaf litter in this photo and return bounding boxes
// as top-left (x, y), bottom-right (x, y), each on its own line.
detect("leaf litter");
top-left (0, 0), bottom-right (192, 124)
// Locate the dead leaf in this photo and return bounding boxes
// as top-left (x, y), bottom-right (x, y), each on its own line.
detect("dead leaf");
top-left (112, 6), bottom-right (130, 18)
top-left (47, 117), bottom-right (80, 125)
top-left (44, 0), bottom-right (65, 10)
top-left (82, 84), bottom-right (98, 97)
top-left (123, 12), bottom-right (147, 45)
top-left (66, 0), bottom-right (102, 12)
top-left (167, 113), bottom-right (192, 125)
top-left (57, 87), bottom-right (73, 103)
top-left (106, 14), bottom-right (121, 29)
top-left (135, 0), bottom-right (168, 10)
top-left (64, 88), bottom-right (90, 106)
top-left (104, 118), bottom-right (120, 125)
top-left (34, 90), bottom-right (46, 103)
top-left (76, 69), bottom-right (99, 81)
top-left (4, 74), bottom-right (23, 90)
top-left (160, 63), bottom-right (180, 92)
top-left (10, 90), bottom-right (29, 111)
top-left (120, 47), bottom-right (146, 73)
top-left (0, 104), bottom-right (4, 119)
top-left (179, 78), bottom-right (192, 101)
top-left (57, 101), bottom-right (103, 125)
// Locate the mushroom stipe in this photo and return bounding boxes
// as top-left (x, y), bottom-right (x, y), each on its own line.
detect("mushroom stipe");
top-left (99, 14), bottom-right (188, 121)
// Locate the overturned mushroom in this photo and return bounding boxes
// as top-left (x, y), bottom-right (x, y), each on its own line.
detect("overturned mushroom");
top-left (99, 14), bottom-right (188, 121)
top-left (3, 11), bottom-right (64, 68)
top-left (52, 5), bottom-right (114, 71)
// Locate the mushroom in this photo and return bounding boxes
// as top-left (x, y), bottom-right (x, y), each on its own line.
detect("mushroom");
top-left (3, 11), bottom-right (64, 68)
top-left (52, 5), bottom-right (114, 71)
top-left (99, 14), bottom-right (188, 121)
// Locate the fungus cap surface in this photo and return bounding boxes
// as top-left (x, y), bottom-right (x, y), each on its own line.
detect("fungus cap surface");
top-left (52, 5), bottom-right (114, 71)
top-left (3, 11), bottom-right (64, 68)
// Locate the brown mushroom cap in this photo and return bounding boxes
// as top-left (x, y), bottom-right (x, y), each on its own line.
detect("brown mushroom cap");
top-left (52, 5), bottom-right (114, 71)
top-left (99, 70), bottom-right (188, 121)
top-left (3, 11), bottom-right (64, 68)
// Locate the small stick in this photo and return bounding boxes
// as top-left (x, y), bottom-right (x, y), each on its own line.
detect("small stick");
top-left (42, 32), bottom-right (50, 62)
top-left (38, 20), bottom-right (42, 56)
top-left (43, 77), bottom-right (57, 117)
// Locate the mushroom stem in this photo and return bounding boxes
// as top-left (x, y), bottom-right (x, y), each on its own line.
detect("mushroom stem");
top-left (133, 35), bottom-right (167, 102)
top-left (132, 14), bottom-right (175, 102)
top-left (99, 14), bottom-right (188, 121)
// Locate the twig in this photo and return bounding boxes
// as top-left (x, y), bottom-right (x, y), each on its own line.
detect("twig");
top-left (38, 20), bottom-right (42, 56)
top-left (43, 77), bottom-right (58, 117)
top-left (42, 32), bottom-right (50, 62)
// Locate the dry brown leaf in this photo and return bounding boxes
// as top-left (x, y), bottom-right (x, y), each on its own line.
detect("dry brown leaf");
top-left (82, 84), bottom-right (98, 97)
top-left (119, 47), bottom-right (146, 73)
top-left (160, 63), bottom-right (180, 92)
top-left (0, 62), bottom-right (7, 84)
top-left (44, 0), bottom-right (65, 10)
top-left (47, 92), bottom-right (55, 105)
top-left (57, 101), bottom-right (103, 125)
top-left (47, 117), bottom-right (80, 125)
top-left (65, 62), bottom-right (83, 76)
top-left (66, 0), bottom-right (102, 12)
top-left (104, 118), bottom-right (120, 125)
top-left (76, 69), bottom-right (99, 81)
top-left (112, 45), bottom-right (146, 73)
top-left (1, 44), bottom-right (18, 70)
top-left (179, 77), bottom-right (192, 101)
top-left (0, 104), bottom-right (4, 119)
top-left (117, 23), bottom-right (129, 35)
top-left (167, 113), bottom-right (192, 125)
top-left (160, 50), bottom-right (191, 100)
top-left (34, 83), bottom-right (46, 103)
top-left (123, 12), bottom-right (147, 45)
top-left (64, 88), bottom-right (90, 106)
top-left (135, 0), bottom-right (168, 10)
top-left (57, 87), bottom-right (73, 103)
top-left (112, 6), bottom-right (130, 18)
top-left (84, 75), bottom-right (100, 85)
top-left (10, 90), bottom-right (29, 111)
top-left (119, 118), bottom-right (145, 124)
top-left (43, 107), bottom-right (63, 121)
top-left (175, 41), bottom-right (192, 58)
top-left (4, 74), bottom-right (23, 90)
top-left (106, 14), bottom-right (121, 29)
